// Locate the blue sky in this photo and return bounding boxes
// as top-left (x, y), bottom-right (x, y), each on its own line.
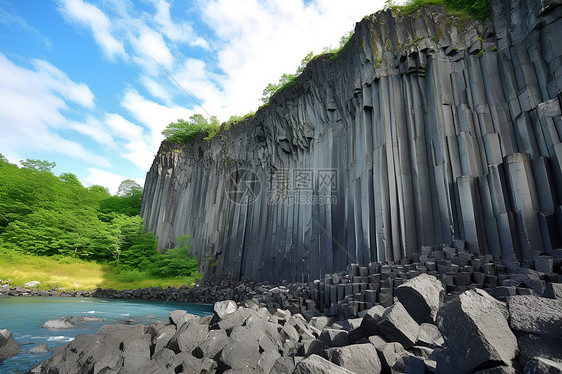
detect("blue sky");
top-left (0, 0), bottom-right (386, 194)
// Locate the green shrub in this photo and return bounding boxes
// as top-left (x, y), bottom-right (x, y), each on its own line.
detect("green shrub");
top-left (391, 0), bottom-right (489, 20)
top-left (162, 114), bottom-right (220, 143)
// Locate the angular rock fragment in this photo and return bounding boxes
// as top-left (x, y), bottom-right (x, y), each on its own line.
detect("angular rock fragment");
top-left (376, 302), bottom-right (419, 348)
top-left (416, 323), bottom-right (445, 348)
top-left (169, 310), bottom-right (198, 328)
top-left (326, 343), bottom-right (382, 374)
top-left (293, 354), bottom-right (357, 374)
top-left (28, 342), bottom-right (48, 354)
top-left (436, 289), bottom-right (518, 373)
top-left (0, 329), bottom-right (21, 361)
top-left (395, 273), bottom-right (444, 324)
top-left (214, 300), bottom-right (238, 320)
top-left (507, 295), bottom-right (562, 338)
top-left (219, 340), bottom-right (261, 371)
top-left (319, 328), bottom-right (350, 347)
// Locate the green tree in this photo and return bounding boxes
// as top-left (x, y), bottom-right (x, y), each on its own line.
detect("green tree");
top-left (0, 153), bottom-right (8, 163)
top-left (162, 114), bottom-right (220, 143)
top-left (20, 159), bottom-right (56, 172)
top-left (117, 179), bottom-right (142, 196)
top-left (261, 52), bottom-right (314, 104)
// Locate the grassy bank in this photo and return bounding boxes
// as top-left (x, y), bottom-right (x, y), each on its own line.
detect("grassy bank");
top-left (0, 247), bottom-right (200, 291)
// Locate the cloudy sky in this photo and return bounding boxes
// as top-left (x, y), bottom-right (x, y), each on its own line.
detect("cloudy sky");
top-left (0, 0), bottom-right (387, 194)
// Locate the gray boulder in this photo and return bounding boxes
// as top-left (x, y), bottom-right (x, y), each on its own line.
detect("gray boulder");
top-left (319, 328), bottom-right (350, 347)
top-left (377, 302), bottom-right (420, 348)
top-left (214, 300), bottom-right (238, 319)
top-left (416, 323), bottom-right (445, 348)
top-left (293, 354), bottom-right (357, 374)
top-left (0, 329), bottom-right (21, 361)
top-left (326, 343), bottom-right (382, 374)
top-left (436, 289), bottom-right (518, 373)
top-left (516, 334), bottom-right (562, 368)
top-left (543, 283), bottom-right (562, 300)
top-left (524, 357), bottom-right (562, 374)
top-left (169, 310), bottom-right (198, 328)
top-left (376, 342), bottom-right (408, 373)
top-left (193, 329), bottom-right (230, 359)
top-left (39, 318), bottom-right (76, 329)
top-left (395, 273), bottom-right (444, 324)
top-left (507, 295), bottom-right (562, 338)
top-left (271, 356), bottom-right (296, 374)
top-left (360, 305), bottom-right (385, 336)
top-left (220, 339), bottom-right (261, 371)
top-left (166, 321), bottom-right (209, 353)
top-left (28, 342), bottom-right (48, 354)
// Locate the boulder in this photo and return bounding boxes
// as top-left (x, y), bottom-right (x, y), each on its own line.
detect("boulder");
top-left (146, 321), bottom-right (177, 354)
top-left (326, 343), bottom-right (382, 374)
top-left (299, 339), bottom-right (325, 357)
top-left (257, 349), bottom-right (282, 373)
top-left (193, 329), bottom-right (230, 359)
top-left (523, 357), bottom-right (562, 374)
top-left (416, 323), bottom-right (445, 348)
top-left (376, 302), bottom-right (419, 348)
top-left (28, 342), bottom-right (48, 354)
top-left (319, 328), bottom-right (350, 347)
top-left (436, 289), bottom-right (518, 373)
top-left (182, 356), bottom-right (218, 374)
top-left (507, 295), bottom-right (562, 338)
top-left (395, 273), bottom-right (444, 324)
top-left (376, 342), bottom-right (408, 373)
top-left (360, 305), bottom-right (385, 336)
top-left (169, 310), bottom-right (198, 328)
top-left (166, 321), bottom-right (209, 353)
top-left (214, 300), bottom-right (238, 319)
top-left (293, 354), bottom-right (357, 374)
top-left (516, 334), bottom-right (562, 368)
top-left (271, 356), bottom-right (296, 374)
top-left (121, 334), bottom-right (152, 372)
top-left (543, 283), bottom-right (562, 300)
top-left (220, 339), bottom-right (261, 371)
top-left (39, 318), bottom-right (76, 329)
top-left (0, 329), bottom-right (21, 361)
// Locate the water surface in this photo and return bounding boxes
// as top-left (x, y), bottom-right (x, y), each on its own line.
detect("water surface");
top-left (0, 296), bottom-right (213, 373)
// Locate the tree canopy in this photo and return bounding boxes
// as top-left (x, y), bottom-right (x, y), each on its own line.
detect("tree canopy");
top-left (162, 114), bottom-right (220, 143)
top-left (0, 159), bottom-right (200, 279)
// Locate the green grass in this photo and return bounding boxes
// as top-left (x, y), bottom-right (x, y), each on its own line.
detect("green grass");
top-left (0, 247), bottom-right (201, 291)
top-left (392, 0), bottom-right (489, 20)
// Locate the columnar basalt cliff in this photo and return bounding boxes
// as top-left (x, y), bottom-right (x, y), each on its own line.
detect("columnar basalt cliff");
top-left (141, 0), bottom-right (562, 282)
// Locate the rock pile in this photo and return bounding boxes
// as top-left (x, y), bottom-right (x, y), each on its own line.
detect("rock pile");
top-left (36, 274), bottom-right (562, 374)
top-left (312, 248), bottom-right (561, 319)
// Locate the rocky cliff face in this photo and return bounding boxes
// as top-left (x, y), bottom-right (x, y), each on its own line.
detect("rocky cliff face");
top-left (141, 0), bottom-right (562, 282)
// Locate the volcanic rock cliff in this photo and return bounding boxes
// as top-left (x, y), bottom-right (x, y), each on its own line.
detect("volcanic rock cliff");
top-left (141, 0), bottom-right (562, 282)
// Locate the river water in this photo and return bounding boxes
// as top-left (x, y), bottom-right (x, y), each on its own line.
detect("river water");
top-left (0, 296), bottom-right (213, 373)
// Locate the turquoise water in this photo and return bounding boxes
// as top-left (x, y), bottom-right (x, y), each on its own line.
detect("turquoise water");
top-left (0, 296), bottom-right (213, 373)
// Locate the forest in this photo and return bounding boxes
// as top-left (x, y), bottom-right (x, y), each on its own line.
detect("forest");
top-left (0, 155), bottom-right (201, 290)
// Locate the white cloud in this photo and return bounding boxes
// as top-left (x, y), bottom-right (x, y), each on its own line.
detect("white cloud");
top-left (152, 0), bottom-right (209, 49)
top-left (67, 117), bottom-right (116, 147)
top-left (33, 59), bottom-right (95, 109)
top-left (198, 0), bottom-right (387, 117)
top-left (0, 53), bottom-right (111, 168)
top-left (134, 27), bottom-right (174, 70)
top-left (105, 113), bottom-right (144, 140)
top-left (57, 0), bottom-right (126, 60)
top-left (85, 168), bottom-right (144, 195)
